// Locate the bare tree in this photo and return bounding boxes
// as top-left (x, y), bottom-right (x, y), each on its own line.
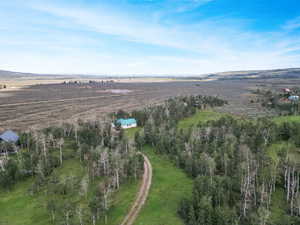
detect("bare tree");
top-left (58, 138), bottom-right (65, 166)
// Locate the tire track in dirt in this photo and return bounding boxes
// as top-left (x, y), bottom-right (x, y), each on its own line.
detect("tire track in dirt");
top-left (120, 153), bottom-right (152, 225)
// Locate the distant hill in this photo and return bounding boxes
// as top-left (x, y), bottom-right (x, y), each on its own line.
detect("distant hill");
top-left (202, 68), bottom-right (300, 80)
top-left (0, 70), bottom-right (37, 78)
top-left (1, 68), bottom-right (300, 80)
top-left (0, 70), bottom-right (122, 80)
top-left (0, 70), bottom-right (87, 80)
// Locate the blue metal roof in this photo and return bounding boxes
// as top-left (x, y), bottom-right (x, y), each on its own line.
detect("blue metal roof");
top-left (0, 130), bottom-right (19, 143)
top-left (116, 118), bottom-right (137, 126)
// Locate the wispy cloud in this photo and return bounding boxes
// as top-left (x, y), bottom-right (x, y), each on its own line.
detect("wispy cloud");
top-left (0, 0), bottom-right (300, 75)
top-left (164, 0), bottom-right (215, 12)
top-left (30, 3), bottom-right (223, 54)
top-left (30, 2), bottom-right (299, 55)
top-left (283, 16), bottom-right (300, 31)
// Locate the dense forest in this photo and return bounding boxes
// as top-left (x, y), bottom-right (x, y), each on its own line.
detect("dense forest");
top-left (132, 95), bottom-right (300, 224)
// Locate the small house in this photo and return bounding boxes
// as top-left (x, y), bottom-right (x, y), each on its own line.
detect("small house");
top-left (0, 130), bottom-right (19, 143)
top-left (114, 118), bottom-right (137, 129)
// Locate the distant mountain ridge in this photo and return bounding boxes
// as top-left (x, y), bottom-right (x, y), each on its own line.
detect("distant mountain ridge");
top-left (203, 68), bottom-right (300, 80)
top-left (0, 70), bottom-right (91, 80)
top-left (0, 70), bottom-right (37, 78)
top-left (1, 68), bottom-right (300, 80)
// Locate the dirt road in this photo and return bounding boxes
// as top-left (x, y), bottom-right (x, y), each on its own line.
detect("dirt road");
top-left (120, 153), bottom-right (152, 225)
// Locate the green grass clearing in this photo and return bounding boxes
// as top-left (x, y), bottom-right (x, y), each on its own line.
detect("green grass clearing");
top-left (273, 115), bottom-right (300, 124)
top-left (98, 179), bottom-right (140, 225)
top-left (124, 127), bottom-right (142, 139)
top-left (178, 110), bottom-right (223, 130)
top-left (267, 142), bottom-right (300, 165)
top-left (134, 146), bottom-right (193, 225)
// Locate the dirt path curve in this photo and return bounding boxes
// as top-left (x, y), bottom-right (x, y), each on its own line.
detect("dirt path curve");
top-left (120, 153), bottom-right (152, 225)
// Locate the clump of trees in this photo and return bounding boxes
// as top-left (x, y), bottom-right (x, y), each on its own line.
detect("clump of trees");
top-left (0, 141), bottom-right (18, 155)
top-left (130, 95), bottom-right (227, 127)
top-left (0, 119), bottom-right (143, 225)
top-left (255, 87), bottom-right (300, 115)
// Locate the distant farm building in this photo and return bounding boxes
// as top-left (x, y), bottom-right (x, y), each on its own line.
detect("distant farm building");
top-left (0, 130), bottom-right (19, 143)
top-left (114, 118), bottom-right (137, 129)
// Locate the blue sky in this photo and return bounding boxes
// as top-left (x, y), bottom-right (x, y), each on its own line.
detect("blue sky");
top-left (0, 0), bottom-right (300, 75)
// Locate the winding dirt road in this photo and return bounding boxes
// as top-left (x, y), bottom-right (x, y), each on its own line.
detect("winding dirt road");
top-left (120, 153), bottom-right (152, 225)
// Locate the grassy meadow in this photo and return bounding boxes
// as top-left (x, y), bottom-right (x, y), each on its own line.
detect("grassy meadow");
top-left (98, 180), bottom-right (140, 225)
top-left (134, 146), bottom-right (193, 225)
top-left (273, 115), bottom-right (300, 124)
top-left (124, 127), bottom-right (142, 139)
top-left (178, 110), bottom-right (223, 130)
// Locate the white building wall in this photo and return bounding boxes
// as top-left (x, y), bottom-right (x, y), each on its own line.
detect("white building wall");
top-left (121, 123), bottom-right (137, 129)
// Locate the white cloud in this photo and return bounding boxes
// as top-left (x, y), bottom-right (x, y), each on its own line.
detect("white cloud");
top-left (31, 3), bottom-right (299, 53)
top-left (27, 4), bottom-right (245, 55)
top-left (0, 0), bottom-right (300, 75)
top-left (31, 3), bottom-right (191, 50)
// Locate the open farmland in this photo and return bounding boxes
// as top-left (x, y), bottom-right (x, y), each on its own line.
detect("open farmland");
top-left (2, 74), bottom-right (300, 131)
top-left (0, 80), bottom-right (210, 130)
top-left (0, 80), bottom-right (239, 130)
